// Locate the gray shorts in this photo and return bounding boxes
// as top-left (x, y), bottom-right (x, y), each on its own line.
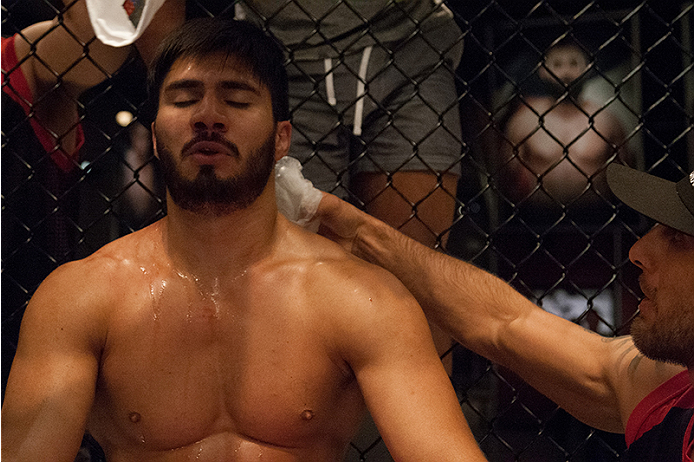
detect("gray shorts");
top-left (286, 26), bottom-right (464, 197)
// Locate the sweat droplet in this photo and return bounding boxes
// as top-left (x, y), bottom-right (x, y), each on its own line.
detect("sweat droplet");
top-left (300, 409), bottom-right (314, 421)
top-left (129, 412), bottom-right (141, 423)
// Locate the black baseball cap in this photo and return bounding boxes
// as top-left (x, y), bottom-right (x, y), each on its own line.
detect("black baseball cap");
top-left (607, 163), bottom-right (694, 237)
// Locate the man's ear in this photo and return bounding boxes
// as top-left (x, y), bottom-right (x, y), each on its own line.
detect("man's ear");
top-left (151, 122), bottom-right (159, 159)
top-left (274, 120), bottom-right (292, 162)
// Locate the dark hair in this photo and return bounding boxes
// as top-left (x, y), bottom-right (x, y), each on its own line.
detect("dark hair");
top-left (147, 17), bottom-right (289, 122)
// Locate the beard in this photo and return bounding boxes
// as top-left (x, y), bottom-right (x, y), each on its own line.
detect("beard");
top-left (156, 129), bottom-right (276, 217)
top-left (630, 288), bottom-right (694, 368)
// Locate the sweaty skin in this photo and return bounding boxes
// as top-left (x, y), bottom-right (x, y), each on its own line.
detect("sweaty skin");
top-left (83, 219), bottom-right (367, 460)
top-left (5, 215), bottom-right (479, 461)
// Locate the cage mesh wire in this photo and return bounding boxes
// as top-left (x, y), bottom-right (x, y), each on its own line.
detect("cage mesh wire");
top-left (2, 0), bottom-right (692, 460)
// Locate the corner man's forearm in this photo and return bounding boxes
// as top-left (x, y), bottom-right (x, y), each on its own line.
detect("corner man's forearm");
top-left (353, 215), bottom-right (533, 361)
top-left (352, 216), bottom-right (626, 425)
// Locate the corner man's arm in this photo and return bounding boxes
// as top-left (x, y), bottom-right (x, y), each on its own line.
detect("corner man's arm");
top-left (9, 0), bottom-right (132, 158)
top-left (10, 0), bottom-right (181, 157)
top-left (15, 0), bottom-right (132, 101)
top-left (132, 0), bottom-right (186, 66)
top-left (316, 193), bottom-right (681, 432)
top-left (18, 0), bottom-right (186, 93)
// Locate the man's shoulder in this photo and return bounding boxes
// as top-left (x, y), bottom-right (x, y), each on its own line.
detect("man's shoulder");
top-left (267, 226), bottom-right (411, 322)
top-left (285, 227), bottom-right (418, 316)
top-left (280, 225), bottom-right (402, 285)
top-left (42, 223), bottom-right (162, 291)
top-left (506, 97), bottom-right (553, 134)
top-left (278, 229), bottom-right (432, 364)
top-left (19, 225), bottom-right (163, 351)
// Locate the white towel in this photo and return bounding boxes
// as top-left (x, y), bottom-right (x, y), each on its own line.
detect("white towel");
top-left (85, 0), bottom-right (166, 47)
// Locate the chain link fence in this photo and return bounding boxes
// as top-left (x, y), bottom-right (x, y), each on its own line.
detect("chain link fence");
top-left (2, 0), bottom-right (693, 460)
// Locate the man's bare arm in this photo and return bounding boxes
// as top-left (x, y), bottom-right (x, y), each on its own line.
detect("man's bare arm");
top-left (133, 0), bottom-right (186, 66)
top-left (316, 193), bottom-right (684, 433)
top-left (326, 260), bottom-right (488, 461)
top-left (1, 261), bottom-right (107, 461)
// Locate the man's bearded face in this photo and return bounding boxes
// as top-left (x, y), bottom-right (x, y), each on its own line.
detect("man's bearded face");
top-left (155, 127), bottom-right (276, 216)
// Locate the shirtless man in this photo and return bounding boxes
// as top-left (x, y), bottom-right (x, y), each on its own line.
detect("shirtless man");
top-left (502, 38), bottom-right (632, 208)
top-left (1, 17), bottom-right (486, 462)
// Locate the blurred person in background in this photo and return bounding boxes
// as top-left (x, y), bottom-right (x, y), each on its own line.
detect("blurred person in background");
top-left (500, 37), bottom-right (633, 214)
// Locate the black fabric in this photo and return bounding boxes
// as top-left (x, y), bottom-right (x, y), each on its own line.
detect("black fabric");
top-left (624, 406), bottom-right (694, 461)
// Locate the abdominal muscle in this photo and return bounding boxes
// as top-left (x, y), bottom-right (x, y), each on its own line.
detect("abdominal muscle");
top-left (101, 431), bottom-right (343, 461)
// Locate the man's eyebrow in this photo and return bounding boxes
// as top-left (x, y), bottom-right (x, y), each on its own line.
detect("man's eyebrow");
top-left (219, 80), bottom-right (261, 94)
top-left (164, 79), bottom-right (203, 92)
top-left (163, 79), bottom-right (261, 94)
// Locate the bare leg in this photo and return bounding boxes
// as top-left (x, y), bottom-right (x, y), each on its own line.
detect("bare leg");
top-left (351, 171), bottom-right (459, 372)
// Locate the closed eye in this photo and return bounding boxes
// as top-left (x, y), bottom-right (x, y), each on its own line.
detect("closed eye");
top-left (172, 100), bottom-right (198, 108)
top-left (226, 101), bottom-right (250, 108)
top-left (661, 225), bottom-right (694, 249)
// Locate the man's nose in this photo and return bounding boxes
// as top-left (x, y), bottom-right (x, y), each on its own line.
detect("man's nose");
top-left (554, 67), bottom-right (573, 82)
top-left (191, 96), bottom-right (228, 133)
top-left (629, 225), bottom-right (658, 272)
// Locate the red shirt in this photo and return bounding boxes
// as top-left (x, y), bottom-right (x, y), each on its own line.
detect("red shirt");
top-left (2, 34), bottom-right (84, 171)
top-left (626, 371), bottom-right (694, 461)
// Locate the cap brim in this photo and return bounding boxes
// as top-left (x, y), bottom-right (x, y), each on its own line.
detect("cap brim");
top-left (607, 163), bottom-right (694, 236)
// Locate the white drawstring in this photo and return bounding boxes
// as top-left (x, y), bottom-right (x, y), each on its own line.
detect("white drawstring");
top-left (323, 58), bottom-right (337, 106)
top-left (353, 45), bottom-right (372, 136)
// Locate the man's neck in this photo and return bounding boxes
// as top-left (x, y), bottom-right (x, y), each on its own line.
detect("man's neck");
top-left (161, 186), bottom-right (279, 283)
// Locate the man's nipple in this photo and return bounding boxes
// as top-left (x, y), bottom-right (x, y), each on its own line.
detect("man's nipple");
top-left (300, 409), bottom-right (314, 421)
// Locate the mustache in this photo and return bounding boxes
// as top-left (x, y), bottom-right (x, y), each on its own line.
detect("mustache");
top-left (181, 132), bottom-right (240, 158)
top-left (638, 275), bottom-right (656, 300)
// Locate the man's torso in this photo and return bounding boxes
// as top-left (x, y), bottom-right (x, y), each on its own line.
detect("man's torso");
top-left (85, 221), bottom-right (367, 460)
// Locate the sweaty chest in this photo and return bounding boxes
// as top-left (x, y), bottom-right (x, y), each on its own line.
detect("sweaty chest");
top-left (91, 275), bottom-right (362, 453)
